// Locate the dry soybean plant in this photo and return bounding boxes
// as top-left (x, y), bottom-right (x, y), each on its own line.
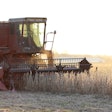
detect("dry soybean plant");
top-left (22, 61), bottom-right (112, 95)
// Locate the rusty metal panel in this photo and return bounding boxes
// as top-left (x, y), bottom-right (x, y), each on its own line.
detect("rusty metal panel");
top-left (0, 23), bottom-right (9, 47)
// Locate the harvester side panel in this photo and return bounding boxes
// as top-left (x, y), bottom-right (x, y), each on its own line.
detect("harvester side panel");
top-left (0, 23), bottom-right (9, 47)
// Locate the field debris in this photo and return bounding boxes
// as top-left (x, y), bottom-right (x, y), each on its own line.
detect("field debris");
top-left (0, 91), bottom-right (112, 112)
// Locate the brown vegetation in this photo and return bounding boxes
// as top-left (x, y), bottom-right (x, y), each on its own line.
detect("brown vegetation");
top-left (23, 54), bottom-right (112, 95)
top-left (1, 55), bottom-right (112, 112)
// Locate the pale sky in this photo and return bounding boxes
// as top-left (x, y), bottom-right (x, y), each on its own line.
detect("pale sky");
top-left (0, 0), bottom-right (112, 55)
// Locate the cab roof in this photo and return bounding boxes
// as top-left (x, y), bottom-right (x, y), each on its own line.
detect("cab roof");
top-left (9, 17), bottom-right (47, 23)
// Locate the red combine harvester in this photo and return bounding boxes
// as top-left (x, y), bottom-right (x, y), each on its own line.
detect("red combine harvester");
top-left (0, 17), bottom-right (92, 90)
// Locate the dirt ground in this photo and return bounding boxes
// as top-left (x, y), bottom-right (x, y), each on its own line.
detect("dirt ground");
top-left (0, 91), bottom-right (112, 112)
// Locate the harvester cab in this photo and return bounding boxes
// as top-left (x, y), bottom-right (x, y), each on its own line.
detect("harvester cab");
top-left (9, 18), bottom-right (55, 54)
